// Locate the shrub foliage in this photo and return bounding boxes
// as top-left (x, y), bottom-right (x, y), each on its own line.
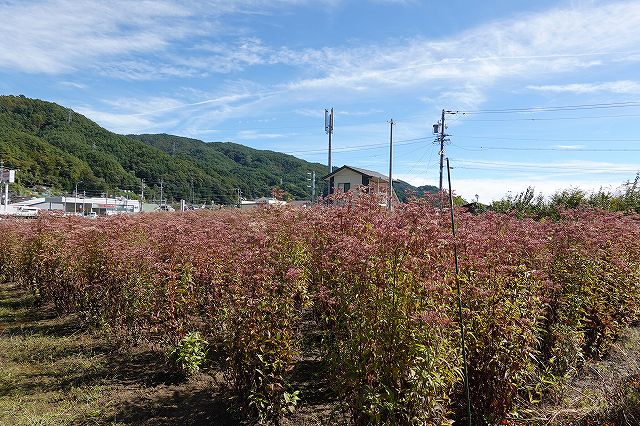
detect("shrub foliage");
top-left (1, 194), bottom-right (640, 424)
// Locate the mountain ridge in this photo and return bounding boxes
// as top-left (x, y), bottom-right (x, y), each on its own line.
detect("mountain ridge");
top-left (0, 95), bottom-right (436, 204)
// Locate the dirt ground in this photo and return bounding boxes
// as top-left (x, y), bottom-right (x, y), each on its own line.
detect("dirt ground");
top-left (0, 282), bottom-right (338, 425)
top-left (3, 280), bottom-right (640, 425)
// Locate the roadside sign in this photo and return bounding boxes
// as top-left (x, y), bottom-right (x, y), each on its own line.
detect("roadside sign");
top-left (0, 170), bottom-right (15, 183)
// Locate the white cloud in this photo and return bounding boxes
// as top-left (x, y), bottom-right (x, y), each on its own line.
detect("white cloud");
top-left (59, 81), bottom-right (87, 89)
top-left (0, 0), bottom-right (188, 73)
top-left (235, 130), bottom-right (286, 140)
top-left (73, 106), bottom-right (167, 134)
top-left (278, 1), bottom-right (640, 98)
top-left (5, 0), bottom-right (640, 99)
top-left (369, 0), bottom-right (419, 4)
top-left (0, 0), bottom-right (321, 75)
top-left (552, 144), bottom-right (586, 150)
top-left (451, 177), bottom-right (622, 204)
top-left (527, 80), bottom-right (640, 94)
top-left (395, 173), bottom-right (631, 203)
top-left (453, 158), bottom-right (640, 174)
top-left (396, 157), bottom-right (640, 202)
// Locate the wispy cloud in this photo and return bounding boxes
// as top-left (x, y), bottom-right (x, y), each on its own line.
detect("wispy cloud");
top-left (59, 81), bottom-right (87, 89)
top-left (527, 80), bottom-right (640, 94)
top-left (73, 106), bottom-right (177, 134)
top-left (0, 0), bottom-right (319, 75)
top-left (278, 1), bottom-right (640, 98)
top-left (18, 0), bottom-right (640, 140)
top-left (0, 0), bottom-right (189, 73)
top-left (368, 0), bottom-right (420, 5)
top-left (5, 0), bottom-right (640, 97)
top-left (452, 159), bottom-right (640, 176)
top-left (235, 130), bottom-right (287, 140)
top-left (552, 144), bottom-right (586, 150)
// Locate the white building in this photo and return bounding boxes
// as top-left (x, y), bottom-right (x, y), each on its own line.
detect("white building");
top-left (4, 196), bottom-right (141, 216)
top-left (239, 197), bottom-right (287, 210)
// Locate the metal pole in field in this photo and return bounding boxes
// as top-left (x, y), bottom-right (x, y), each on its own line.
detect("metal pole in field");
top-left (312, 171), bottom-right (316, 203)
top-left (3, 181), bottom-right (7, 212)
top-left (74, 181), bottom-right (82, 215)
top-left (307, 171), bottom-right (317, 203)
top-left (0, 160), bottom-right (6, 212)
top-left (446, 158), bottom-right (472, 425)
top-left (388, 118), bottom-right (394, 211)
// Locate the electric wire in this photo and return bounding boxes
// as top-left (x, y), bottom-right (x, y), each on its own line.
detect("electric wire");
top-left (453, 101), bottom-right (640, 115)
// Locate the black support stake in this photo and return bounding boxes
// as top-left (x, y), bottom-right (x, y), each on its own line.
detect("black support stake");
top-left (446, 157), bottom-right (472, 425)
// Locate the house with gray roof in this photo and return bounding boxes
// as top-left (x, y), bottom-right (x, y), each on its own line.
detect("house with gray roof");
top-left (323, 165), bottom-right (398, 204)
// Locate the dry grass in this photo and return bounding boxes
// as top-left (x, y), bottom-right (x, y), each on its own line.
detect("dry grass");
top-left (513, 326), bottom-right (640, 426)
top-left (0, 282), bottom-right (338, 425)
top-left (9, 276), bottom-right (638, 426)
top-left (0, 282), bottom-right (237, 425)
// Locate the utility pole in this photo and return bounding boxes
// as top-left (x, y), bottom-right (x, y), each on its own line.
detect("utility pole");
top-left (0, 159), bottom-right (6, 212)
top-left (307, 171), bottom-right (316, 203)
top-left (1, 162), bottom-right (15, 213)
top-left (160, 179), bottom-right (164, 207)
top-left (438, 109), bottom-right (446, 192)
top-left (0, 159), bottom-right (4, 210)
top-left (434, 109), bottom-right (457, 192)
top-left (140, 178), bottom-right (145, 201)
top-left (325, 108), bottom-right (334, 178)
top-left (388, 119), bottom-right (394, 211)
top-left (190, 177), bottom-right (194, 206)
top-left (74, 181), bottom-right (82, 215)
top-left (236, 188), bottom-right (242, 208)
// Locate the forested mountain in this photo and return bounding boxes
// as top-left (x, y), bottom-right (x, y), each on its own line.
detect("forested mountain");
top-left (128, 133), bottom-right (329, 202)
top-left (0, 95), bottom-right (433, 204)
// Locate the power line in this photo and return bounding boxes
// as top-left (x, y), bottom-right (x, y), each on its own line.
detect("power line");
top-left (452, 144), bottom-right (640, 152)
top-left (452, 135), bottom-right (640, 143)
top-left (454, 101), bottom-right (640, 115)
top-left (453, 166), bottom-right (638, 175)
top-left (452, 159), bottom-right (640, 172)
top-left (284, 136), bottom-right (430, 155)
top-left (455, 113), bottom-right (640, 122)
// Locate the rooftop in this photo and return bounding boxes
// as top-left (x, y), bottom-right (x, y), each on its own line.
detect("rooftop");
top-left (323, 165), bottom-right (389, 181)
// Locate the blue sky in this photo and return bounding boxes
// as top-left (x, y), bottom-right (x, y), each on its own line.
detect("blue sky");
top-left (2, 0), bottom-right (640, 201)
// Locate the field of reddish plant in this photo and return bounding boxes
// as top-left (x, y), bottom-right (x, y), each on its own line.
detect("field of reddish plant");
top-left (1, 193), bottom-right (639, 424)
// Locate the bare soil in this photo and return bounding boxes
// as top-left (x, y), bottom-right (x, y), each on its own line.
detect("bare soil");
top-left (0, 282), bottom-right (337, 425)
top-left (3, 280), bottom-right (640, 425)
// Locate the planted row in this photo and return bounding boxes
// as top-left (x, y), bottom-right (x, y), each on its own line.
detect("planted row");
top-left (1, 195), bottom-right (639, 424)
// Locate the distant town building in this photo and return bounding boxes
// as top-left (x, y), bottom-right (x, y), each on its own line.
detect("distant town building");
top-left (2, 196), bottom-right (141, 217)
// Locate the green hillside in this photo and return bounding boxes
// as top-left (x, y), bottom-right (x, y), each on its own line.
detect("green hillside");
top-left (0, 96), bottom-right (327, 204)
top-left (129, 133), bottom-right (328, 201)
top-left (0, 95), bottom-right (434, 204)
